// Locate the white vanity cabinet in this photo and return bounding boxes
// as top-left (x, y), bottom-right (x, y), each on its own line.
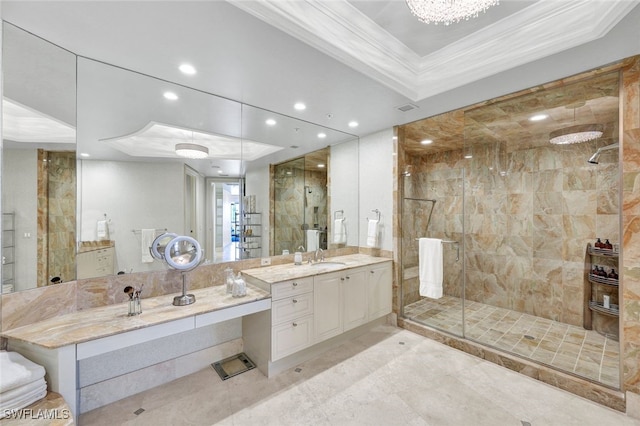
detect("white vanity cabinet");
top-left (270, 277), bottom-right (315, 360)
top-left (242, 256), bottom-right (393, 377)
top-left (368, 262), bottom-right (393, 320)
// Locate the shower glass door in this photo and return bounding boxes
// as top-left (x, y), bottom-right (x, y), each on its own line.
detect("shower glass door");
top-left (401, 164), bottom-right (465, 337)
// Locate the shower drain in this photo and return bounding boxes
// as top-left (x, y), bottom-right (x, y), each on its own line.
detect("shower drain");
top-left (524, 335), bottom-right (535, 340)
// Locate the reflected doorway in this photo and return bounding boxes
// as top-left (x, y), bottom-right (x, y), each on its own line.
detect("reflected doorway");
top-left (205, 178), bottom-right (241, 263)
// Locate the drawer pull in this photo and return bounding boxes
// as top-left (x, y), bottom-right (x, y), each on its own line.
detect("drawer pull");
top-left (346, 276), bottom-right (350, 280)
top-left (292, 282), bottom-right (298, 287)
top-left (292, 322), bottom-right (298, 327)
top-left (292, 299), bottom-right (298, 303)
top-left (341, 277), bottom-right (345, 281)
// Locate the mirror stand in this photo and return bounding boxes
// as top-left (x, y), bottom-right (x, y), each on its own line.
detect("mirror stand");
top-left (173, 272), bottom-right (196, 306)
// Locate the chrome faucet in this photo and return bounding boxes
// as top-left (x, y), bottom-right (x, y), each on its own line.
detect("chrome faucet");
top-left (314, 247), bottom-right (324, 263)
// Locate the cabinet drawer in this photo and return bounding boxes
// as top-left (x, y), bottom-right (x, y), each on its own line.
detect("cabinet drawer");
top-left (271, 314), bottom-right (314, 360)
top-left (271, 277), bottom-right (313, 300)
top-left (272, 292), bottom-right (314, 325)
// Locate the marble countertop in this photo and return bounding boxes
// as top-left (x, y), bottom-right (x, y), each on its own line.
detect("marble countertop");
top-left (0, 284), bottom-right (270, 349)
top-left (242, 254), bottom-right (392, 285)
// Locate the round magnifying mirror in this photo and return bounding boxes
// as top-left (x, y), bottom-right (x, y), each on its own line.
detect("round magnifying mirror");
top-left (150, 232), bottom-right (178, 260)
top-left (164, 235), bottom-right (203, 271)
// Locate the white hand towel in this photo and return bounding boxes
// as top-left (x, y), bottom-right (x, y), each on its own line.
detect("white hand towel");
top-left (306, 229), bottom-right (320, 251)
top-left (96, 220), bottom-right (109, 240)
top-left (366, 219), bottom-right (379, 248)
top-left (333, 218), bottom-right (346, 244)
top-left (419, 238), bottom-right (443, 299)
top-left (141, 229), bottom-right (155, 263)
top-left (0, 352), bottom-right (46, 394)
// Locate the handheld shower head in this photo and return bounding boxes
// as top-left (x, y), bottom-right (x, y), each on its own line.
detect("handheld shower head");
top-left (588, 152), bottom-right (600, 164)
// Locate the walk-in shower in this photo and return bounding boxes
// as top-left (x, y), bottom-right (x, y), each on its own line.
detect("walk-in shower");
top-left (398, 70), bottom-right (621, 390)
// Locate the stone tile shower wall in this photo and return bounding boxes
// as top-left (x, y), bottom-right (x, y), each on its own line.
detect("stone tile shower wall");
top-left (37, 150), bottom-right (76, 288)
top-left (402, 139), bottom-right (619, 329)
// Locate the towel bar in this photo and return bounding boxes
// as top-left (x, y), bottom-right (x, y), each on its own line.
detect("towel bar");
top-left (415, 238), bottom-right (459, 261)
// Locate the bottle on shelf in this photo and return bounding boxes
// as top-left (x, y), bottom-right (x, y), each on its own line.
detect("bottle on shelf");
top-left (595, 238), bottom-right (604, 248)
top-left (604, 239), bottom-right (613, 250)
top-left (597, 266), bottom-right (607, 277)
top-left (608, 268), bottom-right (619, 280)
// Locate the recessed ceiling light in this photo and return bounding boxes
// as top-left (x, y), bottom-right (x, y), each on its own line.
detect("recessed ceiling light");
top-left (80, 153), bottom-right (90, 157)
top-left (265, 118), bottom-right (277, 126)
top-left (290, 145), bottom-right (299, 149)
top-left (163, 92), bottom-right (178, 101)
top-left (318, 164), bottom-right (325, 168)
top-left (218, 169), bottom-right (223, 174)
top-left (179, 64), bottom-right (196, 75)
top-left (421, 139), bottom-right (433, 145)
top-left (294, 102), bottom-right (306, 111)
top-left (348, 121), bottom-right (359, 128)
top-left (464, 154), bottom-right (473, 159)
top-left (529, 114), bottom-right (548, 121)
top-left (318, 132), bottom-right (327, 139)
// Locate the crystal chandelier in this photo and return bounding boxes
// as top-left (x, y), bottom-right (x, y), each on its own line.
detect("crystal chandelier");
top-left (405, 0), bottom-right (499, 25)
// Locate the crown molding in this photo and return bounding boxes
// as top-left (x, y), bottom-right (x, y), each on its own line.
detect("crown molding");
top-left (229, 0), bottom-right (637, 102)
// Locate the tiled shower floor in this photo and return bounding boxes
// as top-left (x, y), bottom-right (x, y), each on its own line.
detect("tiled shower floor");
top-left (404, 296), bottom-right (620, 389)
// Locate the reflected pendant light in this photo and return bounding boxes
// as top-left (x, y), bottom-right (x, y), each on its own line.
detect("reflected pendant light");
top-left (405, 0), bottom-right (499, 25)
top-left (175, 143), bottom-right (209, 159)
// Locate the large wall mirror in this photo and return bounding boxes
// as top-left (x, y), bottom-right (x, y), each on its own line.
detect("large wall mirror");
top-left (1, 22), bottom-right (359, 293)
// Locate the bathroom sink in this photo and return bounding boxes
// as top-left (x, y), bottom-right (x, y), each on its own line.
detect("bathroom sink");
top-left (310, 261), bottom-right (347, 269)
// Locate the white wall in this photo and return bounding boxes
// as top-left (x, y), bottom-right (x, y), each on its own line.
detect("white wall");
top-left (359, 129), bottom-right (394, 251)
top-left (80, 160), bottom-right (184, 274)
top-left (2, 149), bottom-right (38, 291)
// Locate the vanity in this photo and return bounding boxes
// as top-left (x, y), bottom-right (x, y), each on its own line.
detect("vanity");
top-left (242, 254), bottom-right (393, 377)
top-left (0, 254), bottom-right (392, 421)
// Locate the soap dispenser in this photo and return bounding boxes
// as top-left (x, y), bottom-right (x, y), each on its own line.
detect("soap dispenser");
top-left (294, 246), bottom-right (305, 265)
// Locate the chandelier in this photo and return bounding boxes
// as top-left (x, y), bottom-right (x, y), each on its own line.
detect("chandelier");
top-left (405, 0), bottom-right (499, 25)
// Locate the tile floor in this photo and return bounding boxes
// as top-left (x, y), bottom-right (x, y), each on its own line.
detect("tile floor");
top-left (404, 296), bottom-right (620, 388)
top-left (79, 325), bottom-right (636, 426)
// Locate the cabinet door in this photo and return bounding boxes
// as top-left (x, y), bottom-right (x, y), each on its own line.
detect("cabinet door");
top-left (314, 271), bottom-right (343, 342)
top-left (272, 314), bottom-right (314, 361)
top-left (368, 262), bottom-right (392, 320)
top-left (343, 268), bottom-right (368, 331)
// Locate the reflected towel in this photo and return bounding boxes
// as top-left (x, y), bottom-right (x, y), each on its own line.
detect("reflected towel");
top-left (141, 229), bottom-right (155, 263)
top-left (419, 238), bottom-right (443, 299)
top-left (0, 352), bottom-right (46, 394)
top-left (96, 220), bottom-right (109, 240)
top-left (306, 229), bottom-right (320, 251)
top-left (333, 218), bottom-right (346, 244)
top-left (366, 219), bottom-right (379, 248)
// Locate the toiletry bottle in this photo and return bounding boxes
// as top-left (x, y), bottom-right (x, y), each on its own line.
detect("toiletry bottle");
top-left (598, 266), bottom-right (607, 277)
top-left (608, 268), bottom-right (618, 280)
top-left (604, 239), bottom-right (613, 250)
top-left (225, 268), bottom-right (234, 294)
top-left (603, 294), bottom-right (611, 309)
top-left (595, 238), bottom-right (603, 248)
top-left (591, 265), bottom-right (599, 277)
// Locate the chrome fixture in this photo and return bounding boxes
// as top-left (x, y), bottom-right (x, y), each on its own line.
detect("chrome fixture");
top-left (549, 103), bottom-right (603, 145)
top-left (314, 247), bottom-right (324, 263)
top-left (588, 143), bottom-right (619, 164)
top-left (550, 124), bottom-right (604, 145)
top-left (405, 0), bottom-right (499, 25)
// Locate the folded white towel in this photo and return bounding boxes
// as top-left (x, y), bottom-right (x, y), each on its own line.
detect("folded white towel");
top-left (0, 352), bottom-right (46, 394)
top-left (366, 219), bottom-right (379, 248)
top-left (419, 238), bottom-right (443, 299)
top-left (306, 229), bottom-right (320, 251)
top-left (333, 218), bottom-right (346, 244)
top-left (0, 381), bottom-right (47, 419)
top-left (0, 378), bottom-right (47, 411)
top-left (141, 229), bottom-right (155, 263)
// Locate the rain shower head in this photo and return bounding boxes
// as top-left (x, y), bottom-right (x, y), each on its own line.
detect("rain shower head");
top-left (588, 142), bottom-right (619, 164)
